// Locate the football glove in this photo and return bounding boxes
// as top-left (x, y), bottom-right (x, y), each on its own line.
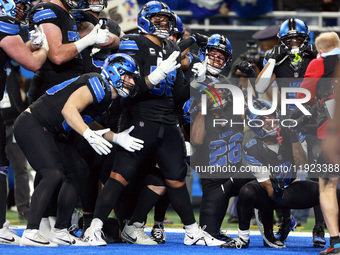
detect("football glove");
top-left (83, 128), bottom-right (112, 155)
top-left (75, 19), bottom-right (109, 53)
top-left (191, 33), bottom-right (208, 48)
top-left (236, 61), bottom-right (256, 77)
top-left (191, 56), bottom-right (208, 88)
top-left (270, 172), bottom-right (287, 202)
top-left (266, 45), bottom-right (287, 63)
top-left (148, 51), bottom-right (181, 86)
top-left (112, 126), bottom-right (144, 152)
top-left (29, 25), bottom-right (49, 51)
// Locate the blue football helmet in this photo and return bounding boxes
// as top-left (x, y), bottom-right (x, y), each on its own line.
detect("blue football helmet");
top-left (205, 34), bottom-right (232, 75)
top-left (0, 0), bottom-right (29, 20)
top-left (171, 12), bottom-right (183, 41)
top-left (85, 0), bottom-right (107, 12)
top-left (64, 0), bottom-right (86, 9)
top-left (245, 99), bottom-right (280, 138)
top-left (137, 1), bottom-right (173, 39)
top-left (101, 53), bottom-right (140, 98)
top-left (278, 18), bottom-right (310, 56)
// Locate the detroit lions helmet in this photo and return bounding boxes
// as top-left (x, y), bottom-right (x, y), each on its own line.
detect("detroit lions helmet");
top-left (278, 18), bottom-right (310, 56)
top-left (171, 12), bottom-right (183, 41)
top-left (137, 1), bottom-right (173, 39)
top-left (205, 34), bottom-right (232, 75)
top-left (64, 0), bottom-right (86, 9)
top-left (245, 99), bottom-right (280, 138)
top-left (102, 53), bottom-right (140, 98)
top-left (0, 0), bottom-right (29, 21)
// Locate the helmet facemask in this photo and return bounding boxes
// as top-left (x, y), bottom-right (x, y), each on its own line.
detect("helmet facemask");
top-left (150, 13), bottom-right (172, 39)
top-left (206, 48), bottom-right (231, 76)
top-left (86, 0), bottom-right (107, 13)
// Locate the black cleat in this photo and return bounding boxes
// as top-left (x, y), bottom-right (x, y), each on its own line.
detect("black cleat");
top-left (320, 243), bottom-right (340, 255)
top-left (220, 236), bottom-right (249, 249)
top-left (313, 223), bottom-right (326, 248)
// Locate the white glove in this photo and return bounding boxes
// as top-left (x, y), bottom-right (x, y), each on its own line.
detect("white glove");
top-left (83, 128), bottom-right (112, 155)
top-left (29, 25), bottom-right (49, 52)
top-left (191, 56), bottom-right (207, 88)
top-left (148, 51), bottom-right (181, 86)
top-left (74, 20), bottom-right (109, 53)
top-left (112, 126), bottom-right (144, 152)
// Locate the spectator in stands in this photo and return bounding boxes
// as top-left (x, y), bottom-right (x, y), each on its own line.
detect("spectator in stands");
top-left (188, 0), bottom-right (229, 20)
top-left (230, 0), bottom-right (274, 26)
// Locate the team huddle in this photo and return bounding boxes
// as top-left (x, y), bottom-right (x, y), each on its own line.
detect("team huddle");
top-left (0, 0), bottom-right (339, 254)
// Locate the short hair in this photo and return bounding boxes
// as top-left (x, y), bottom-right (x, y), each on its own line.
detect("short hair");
top-left (315, 32), bottom-right (340, 53)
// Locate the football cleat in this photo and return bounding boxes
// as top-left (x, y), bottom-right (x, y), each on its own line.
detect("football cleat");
top-left (313, 223), bottom-right (326, 248)
top-left (20, 229), bottom-right (58, 247)
top-left (121, 222), bottom-right (157, 245)
top-left (83, 224), bottom-right (107, 246)
top-left (275, 215), bottom-right (297, 242)
top-left (184, 226), bottom-right (226, 246)
top-left (320, 243), bottom-right (340, 255)
top-left (49, 228), bottom-right (90, 246)
top-left (150, 223), bottom-right (166, 244)
top-left (217, 229), bottom-right (233, 242)
top-left (255, 209), bottom-right (285, 248)
top-left (0, 221), bottom-right (21, 245)
top-left (220, 236), bottom-right (249, 249)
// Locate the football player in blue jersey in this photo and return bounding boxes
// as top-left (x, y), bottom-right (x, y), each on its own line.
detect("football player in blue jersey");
top-left (0, 0), bottom-right (48, 245)
top-left (83, 1), bottom-right (225, 247)
top-left (255, 18), bottom-right (325, 247)
top-left (27, 0), bottom-right (109, 103)
top-left (221, 99), bottom-right (333, 249)
top-left (14, 53), bottom-right (143, 247)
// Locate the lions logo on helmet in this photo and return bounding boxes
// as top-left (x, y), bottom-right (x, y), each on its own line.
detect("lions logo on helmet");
top-left (101, 53), bottom-right (140, 98)
top-left (278, 18), bottom-right (310, 56)
top-left (205, 34), bottom-right (232, 76)
top-left (245, 99), bottom-right (280, 138)
top-left (137, 1), bottom-right (173, 39)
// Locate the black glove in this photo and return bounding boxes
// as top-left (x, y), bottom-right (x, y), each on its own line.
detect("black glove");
top-left (280, 118), bottom-right (300, 143)
top-left (191, 33), bottom-right (208, 48)
top-left (236, 61), bottom-right (256, 77)
top-left (266, 45), bottom-right (287, 63)
top-left (303, 43), bottom-right (318, 58)
top-left (270, 172), bottom-right (287, 202)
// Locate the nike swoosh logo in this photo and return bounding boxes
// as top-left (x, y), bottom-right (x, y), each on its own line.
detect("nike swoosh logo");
top-left (26, 237), bottom-right (50, 245)
top-left (35, 7), bottom-right (44, 11)
top-left (186, 234), bottom-right (194, 240)
top-left (7, 20), bottom-right (15, 24)
top-left (0, 236), bottom-right (15, 242)
top-left (124, 233), bottom-right (137, 242)
top-left (55, 237), bottom-right (76, 245)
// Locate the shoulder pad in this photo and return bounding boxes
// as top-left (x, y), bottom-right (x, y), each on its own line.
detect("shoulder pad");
top-left (0, 16), bottom-right (20, 35)
top-left (87, 74), bottom-right (106, 102)
top-left (119, 35), bottom-right (139, 51)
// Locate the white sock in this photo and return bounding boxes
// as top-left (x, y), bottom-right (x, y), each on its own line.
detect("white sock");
top-left (48, 216), bottom-right (56, 229)
top-left (184, 222), bottom-right (199, 234)
top-left (91, 218), bottom-right (103, 229)
top-left (238, 229), bottom-right (250, 242)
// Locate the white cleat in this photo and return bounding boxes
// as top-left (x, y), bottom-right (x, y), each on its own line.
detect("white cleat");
top-left (39, 217), bottom-right (51, 240)
top-left (0, 221), bottom-right (21, 245)
top-left (184, 226), bottom-right (226, 246)
top-left (49, 228), bottom-right (90, 246)
top-left (83, 221), bottom-right (106, 246)
top-left (121, 222), bottom-right (157, 245)
top-left (20, 229), bottom-right (58, 247)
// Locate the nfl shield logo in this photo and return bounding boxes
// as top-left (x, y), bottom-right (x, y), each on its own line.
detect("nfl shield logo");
top-left (139, 121), bottom-right (144, 127)
top-left (294, 72), bottom-right (299, 78)
top-left (277, 155), bottom-right (282, 160)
